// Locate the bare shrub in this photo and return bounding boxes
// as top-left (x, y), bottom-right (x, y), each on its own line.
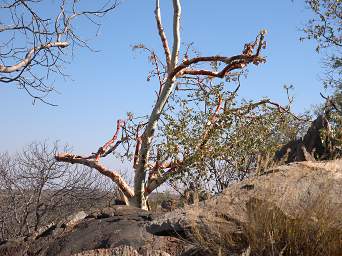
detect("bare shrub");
top-left (0, 141), bottom-right (118, 240)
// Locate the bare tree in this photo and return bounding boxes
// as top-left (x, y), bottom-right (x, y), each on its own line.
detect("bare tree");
top-left (54, 0), bottom-right (274, 210)
top-left (0, 0), bottom-right (118, 104)
top-left (0, 142), bottom-right (117, 240)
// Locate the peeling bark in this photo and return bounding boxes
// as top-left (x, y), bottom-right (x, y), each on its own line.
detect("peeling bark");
top-left (55, 153), bottom-right (134, 199)
top-left (55, 0), bottom-right (268, 209)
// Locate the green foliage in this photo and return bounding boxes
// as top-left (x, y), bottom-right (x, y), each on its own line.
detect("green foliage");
top-left (303, 0), bottom-right (342, 156)
top-left (158, 80), bottom-right (309, 194)
top-left (303, 0), bottom-right (341, 51)
top-left (321, 109), bottom-right (342, 158)
top-left (303, 0), bottom-right (341, 92)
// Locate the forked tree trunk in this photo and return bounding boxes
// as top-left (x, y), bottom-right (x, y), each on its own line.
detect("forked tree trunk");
top-left (55, 0), bottom-right (267, 210)
top-left (131, 0), bottom-right (181, 209)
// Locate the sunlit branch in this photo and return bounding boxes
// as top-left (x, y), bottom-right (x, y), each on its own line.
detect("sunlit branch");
top-left (155, 0), bottom-right (171, 71)
top-left (0, 42), bottom-right (69, 73)
top-left (55, 153), bottom-right (134, 199)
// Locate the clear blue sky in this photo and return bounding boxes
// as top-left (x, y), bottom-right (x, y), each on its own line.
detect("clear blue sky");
top-left (0, 0), bottom-right (327, 155)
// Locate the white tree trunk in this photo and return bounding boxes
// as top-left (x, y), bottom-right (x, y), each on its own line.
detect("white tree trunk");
top-left (133, 0), bottom-right (181, 209)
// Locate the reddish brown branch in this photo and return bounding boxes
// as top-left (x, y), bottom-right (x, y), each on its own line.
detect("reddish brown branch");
top-left (182, 62), bottom-right (248, 78)
top-left (133, 124), bottom-right (143, 169)
top-left (147, 159), bottom-right (172, 188)
top-left (145, 97), bottom-right (223, 195)
top-left (95, 119), bottom-right (125, 161)
top-left (151, 52), bottom-right (164, 97)
top-left (101, 137), bottom-right (128, 158)
top-left (168, 32), bottom-right (266, 79)
top-left (133, 137), bottom-right (142, 169)
top-left (145, 161), bottom-right (179, 195)
top-left (146, 96), bottom-right (290, 193)
top-left (55, 153), bottom-right (134, 198)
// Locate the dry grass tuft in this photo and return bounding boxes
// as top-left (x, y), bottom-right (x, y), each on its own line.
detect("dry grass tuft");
top-left (189, 193), bottom-right (342, 256)
top-left (245, 198), bottom-right (341, 256)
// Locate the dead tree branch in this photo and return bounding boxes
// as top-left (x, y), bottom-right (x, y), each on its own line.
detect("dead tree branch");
top-left (0, 0), bottom-right (119, 103)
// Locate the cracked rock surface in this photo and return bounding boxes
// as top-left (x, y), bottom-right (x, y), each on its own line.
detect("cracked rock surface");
top-left (0, 206), bottom-right (184, 256)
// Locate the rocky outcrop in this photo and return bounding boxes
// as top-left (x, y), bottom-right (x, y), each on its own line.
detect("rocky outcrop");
top-left (1, 160), bottom-right (341, 255)
top-left (72, 246), bottom-right (171, 256)
top-left (0, 206), bottom-right (184, 256)
top-left (274, 115), bottom-right (333, 163)
top-left (0, 240), bottom-right (28, 256)
top-left (147, 160), bottom-right (342, 254)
